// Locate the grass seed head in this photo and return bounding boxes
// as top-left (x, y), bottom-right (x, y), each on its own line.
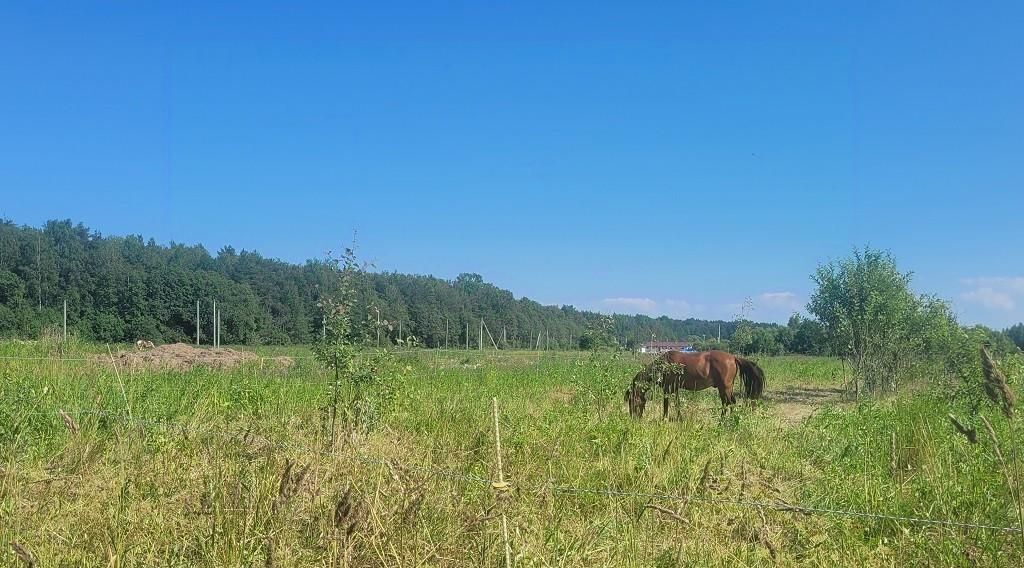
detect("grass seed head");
top-left (981, 347), bottom-right (1015, 418)
top-left (333, 488), bottom-right (360, 537)
top-left (10, 541), bottom-right (35, 567)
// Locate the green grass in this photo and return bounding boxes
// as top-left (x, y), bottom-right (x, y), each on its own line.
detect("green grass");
top-left (1, 341), bottom-right (1021, 566)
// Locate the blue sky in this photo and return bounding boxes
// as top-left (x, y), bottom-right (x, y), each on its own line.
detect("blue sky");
top-left (2, 2), bottom-right (1022, 327)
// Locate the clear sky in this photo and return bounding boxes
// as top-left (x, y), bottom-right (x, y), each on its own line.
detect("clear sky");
top-left (2, 2), bottom-right (1022, 327)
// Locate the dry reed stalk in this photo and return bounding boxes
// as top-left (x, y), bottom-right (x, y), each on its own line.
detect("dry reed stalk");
top-left (273, 459), bottom-right (310, 512)
top-left (58, 409), bottom-right (78, 434)
top-left (644, 503), bottom-right (689, 525)
top-left (10, 541), bottom-right (35, 567)
top-left (756, 506), bottom-right (779, 560)
top-left (980, 415), bottom-right (1024, 550)
top-left (979, 347), bottom-right (1023, 550)
top-left (265, 459), bottom-right (312, 567)
top-left (332, 488), bottom-right (360, 567)
top-left (948, 414), bottom-right (977, 444)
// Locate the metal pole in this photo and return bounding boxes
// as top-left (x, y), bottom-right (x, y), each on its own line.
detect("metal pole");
top-left (196, 300), bottom-right (200, 345)
top-left (36, 233), bottom-right (41, 310)
top-left (445, 318), bottom-right (449, 350)
top-left (479, 318), bottom-right (484, 351)
top-left (212, 300), bottom-right (217, 348)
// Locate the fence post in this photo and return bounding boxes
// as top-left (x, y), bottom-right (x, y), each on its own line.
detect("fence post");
top-left (491, 397), bottom-right (512, 567)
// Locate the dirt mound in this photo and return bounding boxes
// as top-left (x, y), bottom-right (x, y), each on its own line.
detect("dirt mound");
top-left (106, 343), bottom-right (291, 372)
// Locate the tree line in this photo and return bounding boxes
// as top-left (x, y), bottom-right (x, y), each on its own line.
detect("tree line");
top-left (3, 221), bottom-right (1020, 358)
top-left (0, 219), bottom-right (780, 349)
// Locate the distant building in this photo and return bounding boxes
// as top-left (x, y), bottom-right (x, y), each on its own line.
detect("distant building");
top-left (638, 340), bottom-right (693, 354)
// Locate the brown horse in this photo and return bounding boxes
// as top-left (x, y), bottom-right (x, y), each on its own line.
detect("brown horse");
top-left (625, 350), bottom-right (765, 419)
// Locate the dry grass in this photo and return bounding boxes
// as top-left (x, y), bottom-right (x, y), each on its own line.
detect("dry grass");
top-left (1, 344), bottom-right (1023, 566)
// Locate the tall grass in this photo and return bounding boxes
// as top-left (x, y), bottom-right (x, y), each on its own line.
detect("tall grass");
top-left (1, 342), bottom-right (1021, 566)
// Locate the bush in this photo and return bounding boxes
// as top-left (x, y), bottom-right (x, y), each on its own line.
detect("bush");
top-left (808, 248), bottom-right (961, 393)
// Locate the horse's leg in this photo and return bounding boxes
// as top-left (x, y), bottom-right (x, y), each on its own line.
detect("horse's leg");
top-left (674, 389), bottom-right (682, 421)
top-left (718, 385), bottom-right (733, 417)
top-left (662, 393), bottom-right (670, 420)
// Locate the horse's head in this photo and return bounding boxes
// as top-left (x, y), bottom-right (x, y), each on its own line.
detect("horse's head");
top-left (625, 381), bottom-right (648, 418)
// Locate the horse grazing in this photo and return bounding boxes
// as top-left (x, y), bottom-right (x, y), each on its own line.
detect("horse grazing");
top-left (625, 350), bottom-right (765, 419)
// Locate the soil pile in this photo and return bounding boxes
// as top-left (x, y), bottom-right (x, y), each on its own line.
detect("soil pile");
top-left (106, 343), bottom-right (293, 371)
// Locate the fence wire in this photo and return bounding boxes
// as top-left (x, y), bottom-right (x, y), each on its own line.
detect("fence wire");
top-left (0, 355), bottom-right (315, 362)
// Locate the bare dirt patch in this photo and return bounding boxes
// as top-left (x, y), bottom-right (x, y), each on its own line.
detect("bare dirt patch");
top-left (103, 343), bottom-right (293, 372)
top-left (766, 386), bottom-right (847, 424)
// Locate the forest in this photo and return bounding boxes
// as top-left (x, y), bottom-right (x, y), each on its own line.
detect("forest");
top-left (0, 219), bottom-right (767, 348)
top-left (1, 219), bottom-right (1019, 355)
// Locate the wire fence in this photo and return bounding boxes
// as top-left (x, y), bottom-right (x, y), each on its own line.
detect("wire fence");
top-left (0, 348), bottom-right (593, 364)
top-left (14, 406), bottom-right (1023, 537)
top-left (0, 354), bottom-right (317, 362)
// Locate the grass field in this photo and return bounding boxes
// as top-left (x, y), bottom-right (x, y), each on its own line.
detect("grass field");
top-left (2, 340), bottom-right (1022, 566)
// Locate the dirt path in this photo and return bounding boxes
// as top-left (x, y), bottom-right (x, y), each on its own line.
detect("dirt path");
top-left (766, 385), bottom-right (847, 424)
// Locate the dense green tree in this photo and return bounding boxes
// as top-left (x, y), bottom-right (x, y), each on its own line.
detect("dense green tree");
top-left (808, 247), bottom-right (961, 392)
top-left (1005, 323), bottom-right (1024, 350)
top-left (579, 315), bottom-right (617, 350)
top-left (784, 314), bottom-right (827, 355)
top-left (0, 218), bottom-right (794, 347)
top-left (729, 320), bottom-right (755, 354)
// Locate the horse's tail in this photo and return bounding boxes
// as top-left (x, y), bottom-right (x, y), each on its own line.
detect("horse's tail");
top-left (735, 356), bottom-right (766, 400)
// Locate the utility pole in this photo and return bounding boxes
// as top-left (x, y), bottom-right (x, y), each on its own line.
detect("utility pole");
top-left (479, 318), bottom-right (484, 351)
top-left (63, 299), bottom-right (67, 342)
top-left (445, 317), bottom-right (449, 350)
top-left (212, 300), bottom-right (216, 348)
top-left (466, 321), bottom-right (470, 350)
top-left (36, 233), bottom-right (41, 310)
top-left (718, 323), bottom-right (721, 343)
top-left (399, 320), bottom-right (403, 344)
top-left (196, 300), bottom-right (200, 345)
